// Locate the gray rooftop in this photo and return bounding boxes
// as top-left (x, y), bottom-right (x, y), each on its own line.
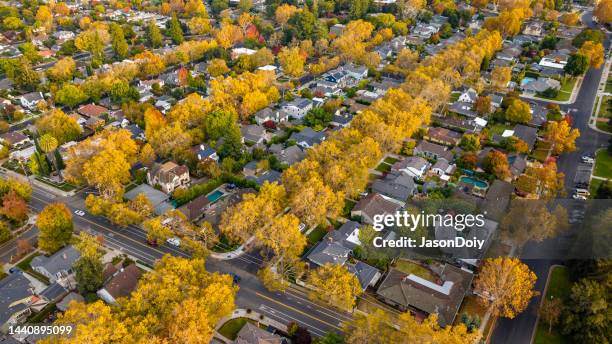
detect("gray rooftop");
top-left (0, 273), bottom-right (33, 326)
top-left (31, 246), bottom-right (80, 277)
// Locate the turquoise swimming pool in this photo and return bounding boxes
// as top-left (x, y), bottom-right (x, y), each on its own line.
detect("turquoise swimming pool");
top-left (460, 176), bottom-right (488, 188)
top-left (521, 77), bottom-right (536, 87)
top-left (207, 190), bottom-right (224, 203)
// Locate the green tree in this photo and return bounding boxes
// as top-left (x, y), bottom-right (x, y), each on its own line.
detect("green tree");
top-left (349, 0), bottom-right (371, 18)
top-left (218, 122), bottom-right (243, 160)
top-left (37, 203), bottom-right (74, 253)
top-left (505, 98), bottom-right (532, 124)
top-left (459, 134), bottom-right (480, 151)
top-left (564, 53), bottom-right (590, 76)
top-left (110, 23), bottom-right (129, 59)
top-left (167, 14), bottom-right (184, 44)
top-left (12, 58), bottom-right (39, 90)
top-left (562, 278), bottom-right (610, 343)
top-left (0, 221), bottom-right (11, 244)
top-left (74, 256), bottom-right (104, 293)
top-left (54, 84), bottom-right (88, 108)
top-left (147, 21), bottom-right (163, 48)
top-left (19, 42), bottom-right (41, 63)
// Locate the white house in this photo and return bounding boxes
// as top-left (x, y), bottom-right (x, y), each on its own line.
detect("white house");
top-left (19, 92), bottom-right (44, 109)
top-left (281, 98), bottom-right (313, 119)
top-left (392, 156), bottom-right (430, 179)
top-left (30, 246), bottom-right (80, 284)
top-left (458, 88), bottom-right (478, 103)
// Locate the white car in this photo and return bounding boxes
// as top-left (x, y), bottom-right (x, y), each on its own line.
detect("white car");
top-left (581, 156), bottom-right (594, 164)
top-left (298, 223), bottom-right (307, 232)
top-left (572, 194), bottom-right (587, 200)
top-left (166, 237), bottom-right (181, 247)
top-left (74, 210), bottom-right (85, 216)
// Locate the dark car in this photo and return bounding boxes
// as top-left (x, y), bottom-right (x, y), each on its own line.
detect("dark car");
top-left (8, 267), bottom-right (21, 274)
top-left (146, 239), bottom-right (158, 247)
top-left (228, 272), bottom-right (241, 284)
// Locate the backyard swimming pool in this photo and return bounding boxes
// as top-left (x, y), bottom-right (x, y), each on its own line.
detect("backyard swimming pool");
top-left (521, 77), bottom-right (536, 87)
top-left (207, 190), bottom-right (224, 203)
top-left (460, 176), bottom-right (489, 188)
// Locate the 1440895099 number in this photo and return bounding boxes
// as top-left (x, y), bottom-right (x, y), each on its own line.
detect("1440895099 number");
top-left (9, 324), bottom-right (73, 336)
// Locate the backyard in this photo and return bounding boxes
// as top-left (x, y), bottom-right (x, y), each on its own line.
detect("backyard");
top-left (533, 266), bottom-right (572, 344)
top-left (217, 318), bottom-right (250, 340)
top-left (393, 259), bottom-right (436, 282)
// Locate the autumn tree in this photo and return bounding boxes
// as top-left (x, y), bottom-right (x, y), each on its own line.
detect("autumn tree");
top-left (75, 23), bottom-right (111, 63)
top-left (0, 221), bottom-right (10, 244)
top-left (275, 4), bottom-right (300, 26)
top-left (1, 191), bottom-right (28, 224)
top-left (307, 264), bottom-right (363, 311)
top-left (475, 257), bottom-right (538, 319)
top-left (578, 41), bottom-right (605, 69)
top-left (187, 16), bottom-right (211, 35)
top-left (491, 66), bottom-right (512, 90)
top-left (215, 22), bottom-right (243, 49)
top-left (483, 9), bottom-right (528, 37)
top-left (540, 298), bottom-right (562, 334)
top-left (459, 134), bottom-right (480, 151)
top-left (37, 203), bottom-right (73, 253)
top-left (73, 232), bottom-right (104, 293)
top-left (501, 200), bottom-right (568, 249)
top-left (559, 12), bottom-right (580, 26)
top-left (109, 23), bottom-right (129, 59)
top-left (207, 58), bottom-right (230, 77)
top-left (36, 109), bottom-right (83, 144)
top-left (505, 98), bottom-right (532, 124)
top-left (278, 47), bottom-right (306, 77)
top-left (483, 150), bottom-right (510, 179)
top-left (544, 120), bottom-right (580, 155)
top-left (564, 53), bottom-right (590, 76)
top-left (54, 84), bottom-right (88, 108)
top-left (147, 21), bottom-right (163, 48)
top-left (46, 57), bottom-right (76, 83)
top-left (167, 14), bottom-right (184, 44)
top-left (594, 0), bottom-right (612, 24)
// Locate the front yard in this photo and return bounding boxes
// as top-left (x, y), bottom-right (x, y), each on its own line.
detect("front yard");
top-left (594, 149), bottom-right (612, 179)
top-left (217, 318), bottom-right (249, 340)
top-left (533, 266), bottom-right (571, 344)
top-left (536, 78), bottom-right (576, 102)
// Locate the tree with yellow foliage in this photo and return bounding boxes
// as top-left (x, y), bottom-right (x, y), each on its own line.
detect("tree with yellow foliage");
top-left (187, 16), bottom-right (211, 35)
top-left (36, 109), bottom-right (82, 144)
top-left (37, 203), bottom-right (73, 254)
top-left (475, 257), bottom-right (538, 319)
top-left (215, 22), bottom-right (243, 49)
top-left (75, 23), bottom-right (111, 62)
top-left (594, 0), bottom-right (612, 24)
top-left (35, 5), bottom-right (53, 32)
top-left (148, 123), bottom-right (193, 159)
top-left (483, 9), bottom-right (528, 37)
top-left (275, 4), bottom-right (300, 26)
top-left (207, 58), bottom-right (230, 77)
top-left (491, 66), bottom-right (512, 90)
top-left (544, 120), bottom-right (580, 155)
top-left (134, 50), bottom-right (166, 77)
top-left (307, 264), bottom-right (363, 311)
top-left (46, 57), bottom-right (76, 83)
top-left (501, 199), bottom-right (568, 249)
top-left (578, 41), bottom-right (605, 68)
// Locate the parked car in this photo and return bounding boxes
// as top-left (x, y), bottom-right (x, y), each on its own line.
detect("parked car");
top-left (572, 193), bottom-right (587, 200)
top-left (146, 239), bottom-right (158, 247)
top-left (228, 272), bottom-right (241, 284)
top-left (166, 237), bottom-right (181, 247)
top-left (8, 267), bottom-right (21, 274)
top-left (74, 209), bottom-right (85, 216)
top-left (581, 156), bottom-right (594, 164)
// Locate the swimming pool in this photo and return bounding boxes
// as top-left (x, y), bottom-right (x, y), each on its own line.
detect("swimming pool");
top-left (521, 77), bottom-right (536, 87)
top-left (460, 176), bottom-right (488, 189)
top-left (206, 190), bottom-right (224, 203)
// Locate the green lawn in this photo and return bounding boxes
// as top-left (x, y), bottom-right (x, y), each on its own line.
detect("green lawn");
top-left (535, 78), bottom-right (576, 102)
top-left (594, 150), bottom-right (612, 179)
top-left (307, 226), bottom-right (328, 245)
top-left (16, 253), bottom-right (50, 284)
top-left (598, 96), bottom-right (612, 118)
top-left (450, 92), bottom-right (460, 102)
top-left (590, 178), bottom-right (604, 196)
top-left (534, 266), bottom-right (572, 344)
top-left (218, 318), bottom-right (249, 340)
top-left (384, 157), bottom-right (399, 164)
top-left (375, 162), bottom-right (391, 173)
top-left (487, 123), bottom-right (513, 136)
top-left (342, 199), bottom-right (357, 217)
top-left (393, 260), bottom-right (436, 282)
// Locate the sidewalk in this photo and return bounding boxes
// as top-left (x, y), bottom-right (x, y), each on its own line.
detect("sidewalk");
top-left (210, 236), bottom-right (255, 260)
top-left (529, 264), bottom-right (563, 344)
top-left (213, 308), bottom-right (288, 343)
top-left (588, 57), bottom-right (612, 134)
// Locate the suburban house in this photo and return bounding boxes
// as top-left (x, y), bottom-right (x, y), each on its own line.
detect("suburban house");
top-left (0, 273), bottom-right (34, 333)
top-left (457, 88), bottom-right (478, 103)
top-left (178, 194), bottom-right (210, 222)
top-left (30, 246), bottom-right (80, 284)
top-left (424, 127), bottom-right (462, 146)
top-left (246, 169), bottom-right (282, 186)
top-left (289, 127), bottom-right (326, 149)
top-left (39, 282), bottom-right (69, 303)
top-left (521, 77), bottom-right (561, 94)
top-left (147, 161), bottom-right (190, 194)
top-left (351, 193), bottom-right (402, 225)
top-left (512, 124), bottom-right (538, 151)
top-left (235, 323), bottom-right (284, 344)
top-left (371, 172), bottom-right (416, 204)
top-left (77, 103), bottom-right (109, 118)
top-left (241, 124), bottom-right (267, 145)
top-left (97, 264), bottom-right (142, 304)
top-left (376, 264), bottom-right (474, 327)
top-left (0, 132), bottom-right (31, 148)
top-left (448, 101), bottom-right (477, 118)
top-left (191, 144), bottom-right (218, 162)
top-left (414, 141), bottom-right (453, 162)
top-left (274, 145), bottom-right (305, 166)
top-left (254, 107), bottom-right (288, 126)
top-left (431, 159), bottom-right (456, 177)
top-left (124, 184), bottom-right (173, 216)
top-left (19, 92), bottom-right (44, 109)
top-left (523, 22), bottom-right (543, 37)
top-left (280, 98), bottom-right (313, 119)
top-left (306, 221), bottom-right (382, 290)
top-left (481, 180), bottom-right (514, 221)
top-left (392, 156), bottom-right (430, 179)
top-left (56, 292), bottom-right (84, 312)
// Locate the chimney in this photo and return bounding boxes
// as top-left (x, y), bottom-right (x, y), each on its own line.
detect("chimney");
top-left (63, 253), bottom-right (67, 260)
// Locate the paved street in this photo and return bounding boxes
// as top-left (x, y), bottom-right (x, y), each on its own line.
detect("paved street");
top-left (492, 12), bottom-right (611, 344)
top-left (21, 188), bottom-right (348, 337)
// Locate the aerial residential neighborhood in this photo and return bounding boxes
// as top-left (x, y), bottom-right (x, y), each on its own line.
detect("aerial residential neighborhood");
top-left (0, 0), bottom-right (610, 343)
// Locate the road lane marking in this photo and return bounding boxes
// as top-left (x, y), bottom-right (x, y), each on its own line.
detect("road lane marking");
top-left (252, 291), bottom-right (343, 331)
top-left (258, 305), bottom-right (327, 336)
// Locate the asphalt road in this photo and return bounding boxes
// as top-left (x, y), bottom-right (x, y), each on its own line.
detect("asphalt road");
top-left (491, 12), bottom-right (611, 344)
top-left (18, 188), bottom-right (349, 337)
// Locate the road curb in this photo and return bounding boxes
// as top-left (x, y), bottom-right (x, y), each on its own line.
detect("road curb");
top-left (529, 264), bottom-right (563, 344)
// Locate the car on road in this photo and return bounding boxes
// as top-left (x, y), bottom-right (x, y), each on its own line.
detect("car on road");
top-left (166, 237), bottom-right (181, 247)
top-left (8, 267), bottom-right (21, 274)
top-left (298, 223), bottom-right (306, 232)
top-left (228, 272), bottom-right (241, 284)
top-left (581, 156), bottom-right (595, 164)
top-left (74, 210), bottom-right (86, 216)
top-left (572, 194), bottom-right (587, 200)
top-left (146, 239), bottom-right (158, 247)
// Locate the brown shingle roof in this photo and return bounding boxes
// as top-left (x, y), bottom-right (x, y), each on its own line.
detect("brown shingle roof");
top-left (103, 264), bottom-right (141, 300)
top-left (78, 103), bottom-right (108, 118)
